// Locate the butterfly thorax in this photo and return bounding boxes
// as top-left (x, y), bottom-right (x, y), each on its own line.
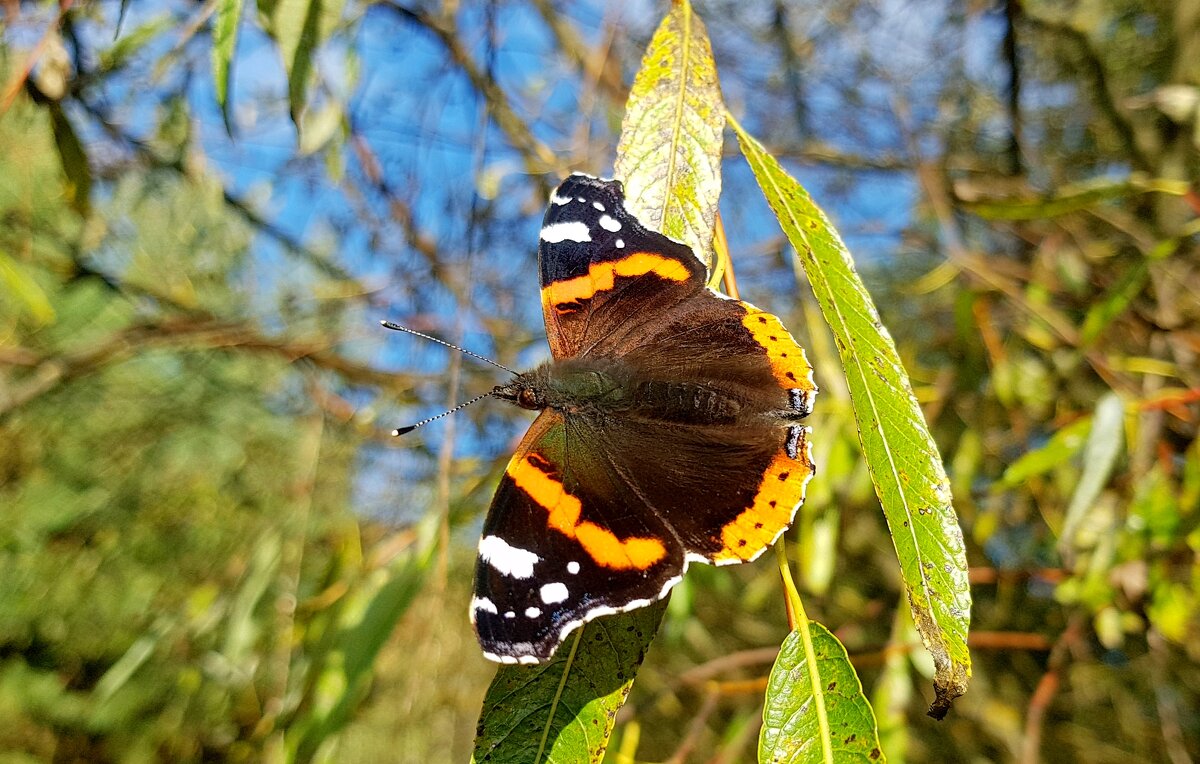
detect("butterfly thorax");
top-left (492, 358), bottom-right (749, 424)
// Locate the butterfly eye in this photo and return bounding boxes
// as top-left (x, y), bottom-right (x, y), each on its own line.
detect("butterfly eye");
top-left (517, 389), bottom-right (540, 410)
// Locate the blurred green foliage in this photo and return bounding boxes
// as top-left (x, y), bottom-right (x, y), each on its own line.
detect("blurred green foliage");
top-left (1, 0), bottom-right (1199, 762)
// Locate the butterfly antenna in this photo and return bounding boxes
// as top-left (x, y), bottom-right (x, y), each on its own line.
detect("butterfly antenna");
top-left (393, 390), bottom-right (494, 436)
top-left (380, 320), bottom-right (516, 375)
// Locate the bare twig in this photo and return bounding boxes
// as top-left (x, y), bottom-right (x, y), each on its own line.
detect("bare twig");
top-left (1020, 615), bottom-right (1085, 764)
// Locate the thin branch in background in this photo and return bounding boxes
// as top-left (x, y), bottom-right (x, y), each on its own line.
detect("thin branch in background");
top-left (0, 0), bottom-right (75, 115)
top-left (376, 0), bottom-right (557, 191)
top-left (1002, 0), bottom-right (1023, 176)
top-left (1020, 11), bottom-right (1150, 172)
top-left (1020, 615), bottom-right (1085, 764)
top-left (664, 685), bottom-right (721, 764)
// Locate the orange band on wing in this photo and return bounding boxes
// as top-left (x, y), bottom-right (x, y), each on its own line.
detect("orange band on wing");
top-left (712, 437), bottom-right (813, 563)
top-left (544, 252), bottom-right (691, 310)
top-left (507, 452), bottom-right (667, 570)
top-left (741, 310), bottom-right (816, 392)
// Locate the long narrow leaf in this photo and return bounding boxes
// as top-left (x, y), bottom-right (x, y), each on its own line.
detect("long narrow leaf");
top-left (614, 0), bottom-right (724, 268)
top-left (213, 0), bottom-right (244, 132)
top-left (731, 117), bottom-right (971, 717)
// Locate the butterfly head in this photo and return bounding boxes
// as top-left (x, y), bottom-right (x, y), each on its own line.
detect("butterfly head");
top-left (492, 374), bottom-right (547, 411)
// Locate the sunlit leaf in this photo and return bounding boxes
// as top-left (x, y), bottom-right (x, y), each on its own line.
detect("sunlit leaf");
top-left (998, 416), bottom-right (1091, 489)
top-left (960, 175), bottom-right (1189, 221)
top-left (731, 116), bottom-right (971, 717)
top-left (298, 99), bottom-right (343, 156)
top-left (1058, 393), bottom-right (1125, 563)
top-left (286, 533), bottom-right (432, 762)
top-left (471, 602), bottom-right (665, 764)
top-left (0, 251), bottom-right (56, 324)
top-left (760, 624), bottom-right (884, 763)
top-left (213, 0), bottom-right (245, 132)
top-left (257, 0), bottom-right (347, 123)
top-left (614, 0), bottom-right (724, 269)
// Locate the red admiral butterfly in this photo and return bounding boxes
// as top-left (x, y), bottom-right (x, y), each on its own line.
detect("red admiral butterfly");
top-left (465, 174), bottom-right (817, 664)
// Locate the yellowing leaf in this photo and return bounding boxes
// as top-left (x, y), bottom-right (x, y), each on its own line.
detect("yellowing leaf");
top-left (614, 0), bottom-right (724, 268)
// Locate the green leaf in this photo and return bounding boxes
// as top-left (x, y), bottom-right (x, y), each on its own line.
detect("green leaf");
top-left (998, 416), bottom-right (1092, 489)
top-left (213, 0), bottom-right (245, 132)
top-left (471, 601), bottom-right (665, 764)
top-left (960, 175), bottom-right (1189, 221)
top-left (0, 251), bottom-right (56, 324)
top-left (1058, 393), bottom-right (1125, 563)
top-left (760, 624), bottom-right (885, 764)
top-left (257, 0), bottom-right (347, 124)
top-left (1079, 263), bottom-right (1147, 347)
top-left (286, 534), bottom-right (432, 762)
top-left (48, 104), bottom-right (91, 216)
top-left (614, 0), bottom-right (724, 269)
top-left (731, 116), bottom-right (971, 718)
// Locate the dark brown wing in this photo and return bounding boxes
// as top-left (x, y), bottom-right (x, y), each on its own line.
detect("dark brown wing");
top-left (538, 174), bottom-right (707, 359)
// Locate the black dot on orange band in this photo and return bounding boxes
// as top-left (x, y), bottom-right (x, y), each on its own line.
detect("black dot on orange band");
top-left (754, 522), bottom-right (764, 529)
top-left (779, 472), bottom-right (790, 481)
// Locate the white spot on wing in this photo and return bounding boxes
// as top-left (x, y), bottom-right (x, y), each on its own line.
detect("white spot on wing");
top-left (525, 606), bottom-right (542, 618)
top-left (472, 597), bottom-right (499, 614)
top-left (504, 611), bottom-right (515, 619)
top-left (540, 582), bottom-right (569, 604)
top-left (540, 221), bottom-right (592, 244)
top-left (550, 193), bottom-right (571, 206)
top-left (598, 214), bottom-right (622, 232)
top-left (478, 535), bottom-right (539, 579)
top-left (593, 201), bottom-right (605, 211)
top-left (518, 655), bottom-right (540, 665)
top-left (567, 561), bottom-right (580, 574)
top-left (615, 239), bottom-right (625, 249)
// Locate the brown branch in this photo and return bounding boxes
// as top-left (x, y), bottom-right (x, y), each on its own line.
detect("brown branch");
top-left (531, 0), bottom-right (625, 103)
top-left (74, 97), bottom-right (368, 291)
top-left (376, 1), bottom-right (557, 187)
top-left (1020, 615), bottom-right (1085, 764)
top-left (1021, 12), bottom-right (1150, 172)
top-left (0, 320), bottom-right (418, 419)
top-left (0, 0), bottom-right (75, 115)
top-left (347, 132), bottom-right (471, 306)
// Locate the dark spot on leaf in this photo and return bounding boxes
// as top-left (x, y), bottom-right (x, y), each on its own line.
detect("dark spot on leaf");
top-left (828, 681), bottom-right (837, 691)
top-left (870, 748), bottom-right (882, 760)
top-left (846, 734), bottom-right (857, 743)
